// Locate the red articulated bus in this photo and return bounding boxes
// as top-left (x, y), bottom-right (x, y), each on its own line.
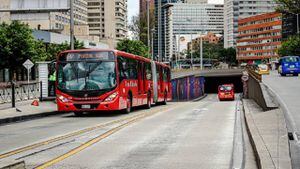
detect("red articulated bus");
top-left (56, 49), bottom-right (172, 116)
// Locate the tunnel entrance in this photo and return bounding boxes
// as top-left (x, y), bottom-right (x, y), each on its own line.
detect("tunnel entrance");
top-left (204, 75), bottom-right (243, 93)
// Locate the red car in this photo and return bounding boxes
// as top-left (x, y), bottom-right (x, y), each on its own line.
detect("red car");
top-left (218, 84), bottom-right (235, 101)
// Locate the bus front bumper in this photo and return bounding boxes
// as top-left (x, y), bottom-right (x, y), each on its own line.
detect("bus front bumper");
top-left (57, 97), bottom-right (125, 112)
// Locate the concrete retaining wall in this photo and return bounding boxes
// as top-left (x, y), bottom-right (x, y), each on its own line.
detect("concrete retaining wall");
top-left (247, 75), bottom-right (269, 111)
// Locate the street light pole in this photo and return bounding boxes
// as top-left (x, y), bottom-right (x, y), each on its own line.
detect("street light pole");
top-left (147, 0), bottom-right (151, 58)
top-left (70, 0), bottom-right (74, 50)
top-left (297, 14), bottom-right (299, 34)
top-left (200, 35), bottom-right (203, 70)
top-left (190, 34), bottom-right (193, 69)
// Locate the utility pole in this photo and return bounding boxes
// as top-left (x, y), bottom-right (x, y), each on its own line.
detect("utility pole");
top-left (177, 35), bottom-right (180, 69)
top-left (70, 0), bottom-right (75, 50)
top-left (190, 34), bottom-right (193, 69)
top-left (297, 14), bottom-right (299, 34)
top-left (147, 0), bottom-right (151, 58)
top-left (200, 35), bottom-right (203, 70)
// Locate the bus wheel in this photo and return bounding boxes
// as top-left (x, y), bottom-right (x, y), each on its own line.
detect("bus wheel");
top-left (293, 73), bottom-right (299, 76)
top-left (124, 95), bottom-right (132, 114)
top-left (74, 112), bottom-right (84, 117)
top-left (162, 91), bottom-right (167, 105)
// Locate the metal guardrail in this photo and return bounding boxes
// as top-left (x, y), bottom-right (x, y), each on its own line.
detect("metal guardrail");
top-left (0, 81), bottom-right (41, 107)
top-left (246, 66), bottom-right (262, 82)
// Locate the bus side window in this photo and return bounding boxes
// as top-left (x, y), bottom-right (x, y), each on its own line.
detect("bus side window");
top-left (117, 56), bottom-right (127, 82)
top-left (126, 58), bottom-right (138, 79)
top-left (163, 68), bottom-right (168, 82)
top-left (146, 62), bottom-right (152, 80)
top-left (164, 68), bottom-right (170, 82)
top-left (156, 65), bottom-right (160, 82)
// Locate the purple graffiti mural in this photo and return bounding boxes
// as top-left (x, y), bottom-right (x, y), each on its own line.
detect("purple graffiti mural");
top-left (171, 76), bottom-right (205, 101)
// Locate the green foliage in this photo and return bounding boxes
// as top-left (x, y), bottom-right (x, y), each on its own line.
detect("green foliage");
top-left (128, 12), bottom-right (155, 46)
top-left (275, 0), bottom-right (300, 14)
top-left (44, 40), bottom-right (84, 61)
top-left (0, 20), bottom-right (85, 68)
top-left (116, 39), bottom-right (150, 58)
top-left (188, 42), bottom-right (237, 65)
top-left (218, 47), bottom-right (237, 65)
top-left (278, 35), bottom-right (300, 56)
top-left (0, 21), bottom-right (37, 69)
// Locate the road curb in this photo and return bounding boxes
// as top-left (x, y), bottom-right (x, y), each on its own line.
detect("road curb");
top-left (0, 111), bottom-right (67, 126)
top-left (0, 161), bottom-right (25, 169)
top-left (242, 99), bottom-right (275, 169)
top-left (193, 94), bottom-right (208, 102)
top-left (261, 82), bottom-right (299, 168)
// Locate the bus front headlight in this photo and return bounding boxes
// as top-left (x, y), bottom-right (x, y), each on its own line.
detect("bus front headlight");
top-left (104, 92), bottom-right (119, 102)
top-left (58, 95), bottom-right (69, 103)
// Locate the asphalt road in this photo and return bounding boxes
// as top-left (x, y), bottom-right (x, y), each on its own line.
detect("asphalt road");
top-left (0, 95), bottom-right (256, 169)
top-left (263, 71), bottom-right (300, 168)
top-left (263, 71), bottom-right (300, 131)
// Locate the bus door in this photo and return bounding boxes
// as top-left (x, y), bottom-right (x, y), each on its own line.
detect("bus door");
top-left (151, 61), bottom-right (158, 102)
top-left (138, 61), bottom-right (144, 94)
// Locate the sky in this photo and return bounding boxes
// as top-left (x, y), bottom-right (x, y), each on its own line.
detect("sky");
top-left (127, 0), bottom-right (224, 22)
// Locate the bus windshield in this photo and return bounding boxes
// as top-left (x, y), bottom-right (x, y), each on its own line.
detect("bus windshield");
top-left (283, 56), bottom-right (299, 63)
top-left (57, 52), bottom-right (117, 91)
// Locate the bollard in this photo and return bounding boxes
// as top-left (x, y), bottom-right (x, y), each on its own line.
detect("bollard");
top-left (11, 82), bottom-right (15, 108)
top-left (39, 81), bottom-right (43, 102)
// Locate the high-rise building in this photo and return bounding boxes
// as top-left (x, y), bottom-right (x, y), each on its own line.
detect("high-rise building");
top-left (237, 12), bottom-right (282, 64)
top-left (2, 0), bottom-right (88, 31)
top-left (87, 0), bottom-right (127, 48)
top-left (224, 0), bottom-right (278, 48)
top-left (154, 1), bottom-right (223, 61)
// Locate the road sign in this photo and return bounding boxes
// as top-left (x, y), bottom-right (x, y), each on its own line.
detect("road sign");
top-left (23, 59), bottom-right (34, 70)
top-left (241, 75), bottom-right (249, 82)
top-left (23, 59), bottom-right (34, 85)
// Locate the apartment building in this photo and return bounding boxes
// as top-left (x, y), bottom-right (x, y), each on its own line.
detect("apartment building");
top-left (237, 12), bottom-right (282, 63)
top-left (87, 0), bottom-right (127, 48)
top-left (224, 0), bottom-right (278, 48)
top-left (5, 0), bottom-right (88, 31)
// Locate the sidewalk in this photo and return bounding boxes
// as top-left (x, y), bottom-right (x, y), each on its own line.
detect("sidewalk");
top-left (0, 100), bottom-right (60, 125)
top-left (243, 99), bottom-right (292, 169)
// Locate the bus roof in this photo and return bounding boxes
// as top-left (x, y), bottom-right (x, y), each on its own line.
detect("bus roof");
top-left (59, 49), bottom-right (170, 68)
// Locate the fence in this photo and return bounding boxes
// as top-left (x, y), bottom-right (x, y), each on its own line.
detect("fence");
top-left (0, 81), bottom-right (41, 106)
top-left (171, 75), bottom-right (205, 101)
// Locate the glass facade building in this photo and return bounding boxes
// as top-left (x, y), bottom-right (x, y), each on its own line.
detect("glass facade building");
top-left (154, 1), bottom-right (223, 62)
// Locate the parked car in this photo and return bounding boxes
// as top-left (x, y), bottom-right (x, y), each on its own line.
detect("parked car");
top-left (278, 56), bottom-right (300, 76)
top-left (218, 84), bottom-right (235, 101)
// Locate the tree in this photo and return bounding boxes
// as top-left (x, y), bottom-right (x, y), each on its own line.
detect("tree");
top-left (44, 40), bottom-right (84, 61)
top-left (0, 21), bottom-right (40, 79)
top-left (218, 47), bottom-right (237, 65)
top-left (278, 35), bottom-right (300, 56)
top-left (128, 11), bottom-right (155, 46)
top-left (275, 0), bottom-right (300, 14)
top-left (116, 39), bottom-right (150, 58)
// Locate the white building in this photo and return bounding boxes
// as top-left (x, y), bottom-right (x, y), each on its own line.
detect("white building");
top-left (1, 0), bottom-right (88, 31)
top-left (224, 0), bottom-right (278, 48)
